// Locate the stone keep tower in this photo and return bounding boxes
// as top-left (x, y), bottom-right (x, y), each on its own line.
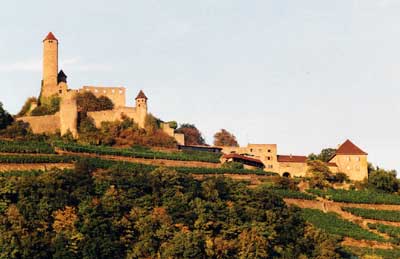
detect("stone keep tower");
top-left (41, 32), bottom-right (59, 99)
top-left (135, 90), bottom-right (148, 128)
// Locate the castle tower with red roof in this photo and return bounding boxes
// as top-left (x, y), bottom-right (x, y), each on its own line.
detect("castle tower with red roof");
top-left (41, 32), bottom-right (59, 99)
top-left (328, 139), bottom-right (368, 181)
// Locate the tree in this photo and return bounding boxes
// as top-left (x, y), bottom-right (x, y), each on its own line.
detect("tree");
top-left (368, 168), bottom-right (398, 193)
top-left (0, 102), bottom-right (13, 130)
top-left (76, 92), bottom-right (114, 113)
top-left (308, 148), bottom-right (336, 162)
top-left (176, 124), bottom-right (206, 146)
top-left (213, 129), bottom-right (239, 147)
top-left (17, 97), bottom-right (38, 117)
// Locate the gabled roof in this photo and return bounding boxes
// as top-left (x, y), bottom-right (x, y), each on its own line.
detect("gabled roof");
top-left (43, 32), bottom-right (58, 41)
top-left (335, 139), bottom-right (367, 156)
top-left (223, 153), bottom-right (263, 165)
top-left (57, 70), bottom-right (67, 83)
top-left (277, 155), bottom-right (307, 163)
top-left (135, 90), bottom-right (148, 100)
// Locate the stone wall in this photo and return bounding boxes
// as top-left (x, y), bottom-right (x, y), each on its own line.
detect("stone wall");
top-left (160, 123), bottom-right (185, 145)
top-left (60, 91), bottom-right (78, 137)
top-left (330, 154), bottom-right (368, 181)
top-left (17, 113), bottom-right (61, 134)
top-left (80, 86), bottom-right (126, 107)
top-left (278, 162), bottom-right (308, 177)
top-left (87, 107), bottom-right (139, 128)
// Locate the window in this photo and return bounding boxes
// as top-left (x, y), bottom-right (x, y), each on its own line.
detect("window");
top-left (347, 157), bottom-right (351, 161)
top-left (250, 149), bottom-right (253, 152)
top-left (267, 157), bottom-right (271, 160)
top-left (268, 149), bottom-right (271, 153)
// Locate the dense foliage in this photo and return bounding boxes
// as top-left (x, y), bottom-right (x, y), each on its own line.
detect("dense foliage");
top-left (301, 209), bottom-right (385, 242)
top-left (346, 246), bottom-right (400, 259)
top-left (76, 92), bottom-right (114, 113)
top-left (368, 167), bottom-right (399, 193)
top-left (0, 163), bottom-right (343, 258)
top-left (0, 102), bottom-right (13, 130)
top-left (31, 96), bottom-right (60, 116)
top-left (17, 97), bottom-right (38, 117)
top-left (308, 148), bottom-right (337, 162)
top-left (55, 142), bottom-right (221, 163)
top-left (308, 189), bottom-right (400, 205)
top-left (0, 139), bottom-right (55, 154)
top-left (176, 124), bottom-right (206, 146)
top-left (213, 129), bottom-right (239, 147)
top-left (78, 115), bottom-right (177, 148)
top-left (343, 207), bottom-right (400, 222)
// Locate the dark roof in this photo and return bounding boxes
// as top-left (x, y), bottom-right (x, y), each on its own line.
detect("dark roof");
top-left (43, 32), bottom-right (58, 41)
top-left (135, 90), bottom-right (148, 100)
top-left (326, 162), bottom-right (338, 167)
top-left (223, 153), bottom-right (263, 165)
top-left (57, 70), bottom-right (67, 83)
top-left (277, 155), bottom-right (307, 163)
top-left (335, 139), bottom-right (367, 156)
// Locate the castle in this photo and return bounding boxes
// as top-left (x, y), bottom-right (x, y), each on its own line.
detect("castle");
top-left (17, 33), bottom-right (369, 181)
top-left (17, 32), bottom-right (184, 145)
top-left (221, 139), bottom-right (369, 181)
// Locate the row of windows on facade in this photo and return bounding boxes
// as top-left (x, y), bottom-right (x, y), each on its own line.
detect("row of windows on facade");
top-left (76, 89), bottom-right (124, 95)
top-left (250, 148), bottom-right (272, 153)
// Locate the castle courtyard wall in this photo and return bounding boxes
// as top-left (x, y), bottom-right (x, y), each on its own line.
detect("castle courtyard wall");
top-left (17, 113), bottom-right (61, 134)
top-left (87, 107), bottom-right (139, 128)
top-left (81, 86), bottom-right (126, 107)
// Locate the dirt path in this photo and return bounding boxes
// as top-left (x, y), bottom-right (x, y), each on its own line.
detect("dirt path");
top-left (341, 237), bottom-right (394, 250)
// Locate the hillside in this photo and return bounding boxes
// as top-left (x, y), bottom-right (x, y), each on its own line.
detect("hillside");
top-left (0, 137), bottom-right (399, 258)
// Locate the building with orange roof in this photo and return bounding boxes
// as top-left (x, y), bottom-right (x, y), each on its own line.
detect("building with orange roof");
top-left (221, 140), bottom-right (368, 181)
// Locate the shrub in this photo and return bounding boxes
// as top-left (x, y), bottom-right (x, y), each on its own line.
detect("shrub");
top-left (222, 161), bottom-right (244, 170)
top-left (17, 97), bottom-right (38, 117)
top-left (31, 96), bottom-right (60, 116)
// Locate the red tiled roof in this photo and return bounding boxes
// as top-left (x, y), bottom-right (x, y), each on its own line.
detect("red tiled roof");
top-left (335, 139), bottom-right (367, 155)
top-left (277, 155), bottom-right (307, 163)
top-left (135, 90), bottom-right (148, 100)
top-left (43, 32), bottom-right (58, 41)
top-left (223, 153), bottom-right (263, 165)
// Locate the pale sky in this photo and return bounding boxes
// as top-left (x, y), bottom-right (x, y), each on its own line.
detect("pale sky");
top-left (0, 0), bottom-right (399, 172)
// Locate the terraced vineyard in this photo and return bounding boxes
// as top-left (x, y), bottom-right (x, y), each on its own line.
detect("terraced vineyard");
top-left (343, 207), bottom-right (400, 222)
top-left (368, 223), bottom-right (400, 241)
top-left (301, 208), bottom-right (386, 242)
top-left (0, 140), bottom-right (55, 154)
top-left (55, 142), bottom-right (222, 163)
top-left (308, 188), bottom-right (400, 205)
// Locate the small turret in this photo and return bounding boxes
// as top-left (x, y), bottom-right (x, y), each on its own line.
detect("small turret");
top-left (57, 70), bottom-right (67, 84)
top-left (135, 90), bottom-right (148, 128)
